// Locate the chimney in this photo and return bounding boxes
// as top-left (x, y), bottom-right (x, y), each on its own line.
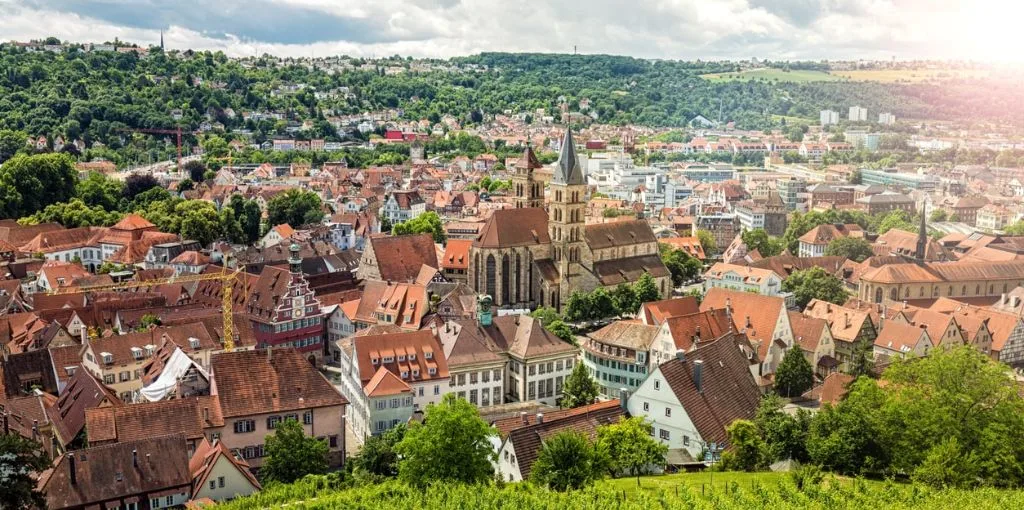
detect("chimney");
top-left (132, 449), bottom-right (138, 468)
top-left (745, 315), bottom-right (752, 329)
top-left (675, 349), bottom-right (685, 362)
top-left (69, 453), bottom-right (77, 485)
top-left (844, 313), bottom-right (850, 329)
top-left (725, 298), bottom-right (732, 316)
top-left (266, 345), bottom-right (272, 362)
top-left (31, 420), bottom-right (38, 441)
top-left (695, 325), bottom-right (701, 339)
top-left (619, 388), bottom-right (630, 411)
top-left (536, 413), bottom-right (544, 424)
top-left (826, 303), bottom-right (831, 313)
top-left (520, 412), bottom-right (528, 425)
top-left (1002, 293), bottom-right (1008, 305)
top-left (203, 407), bottom-right (210, 422)
top-left (693, 360), bottom-right (704, 393)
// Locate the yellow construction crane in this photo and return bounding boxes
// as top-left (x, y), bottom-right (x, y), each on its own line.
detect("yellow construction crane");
top-left (47, 265), bottom-right (245, 351)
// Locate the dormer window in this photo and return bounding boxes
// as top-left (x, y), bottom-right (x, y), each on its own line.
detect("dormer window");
top-left (144, 344), bottom-right (155, 356)
top-left (424, 351), bottom-right (433, 360)
top-left (189, 338), bottom-right (200, 349)
top-left (383, 356), bottom-right (394, 363)
top-left (101, 352), bottom-right (113, 364)
top-left (409, 353), bottom-right (416, 361)
top-left (131, 347), bottom-right (142, 360)
top-left (371, 357), bottom-right (379, 365)
top-left (401, 371), bottom-right (409, 379)
top-left (412, 368), bottom-right (420, 377)
top-left (398, 354), bottom-right (406, 362)
top-left (428, 367), bottom-right (437, 375)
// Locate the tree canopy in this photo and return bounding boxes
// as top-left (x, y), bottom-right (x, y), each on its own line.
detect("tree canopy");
top-left (395, 394), bottom-right (496, 486)
top-left (0, 152), bottom-right (77, 219)
top-left (774, 347), bottom-right (815, 398)
top-left (781, 267), bottom-right (848, 309)
top-left (0, 433), bottom-right (50, 509)
top-left (530, 431), bottom-right (608, 491)
top-left (561, 362), bottom-right (600, 408)
top-left (267, 188), bottom-right (323, 228)
top-left (596, 417), bottom-right (667, 485)
top-left (392, 211), bottom-right (446, 243)
top-left (260, 418), bottom-right (330, 484)
top-left (825, 236), bottom-right (875, 262)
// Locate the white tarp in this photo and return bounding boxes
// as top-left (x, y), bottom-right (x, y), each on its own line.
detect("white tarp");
top-left (140, 347), bottom-right (208, 402)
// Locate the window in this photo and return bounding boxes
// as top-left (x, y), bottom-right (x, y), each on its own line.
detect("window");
top-left (643, 402), bottom-right (650, 412)
top-left (391, 398), bottom-right (400, 408)
top-left (528, 381), bottom-right (536, 400)
top-left (470, 389), bottom-right (478, 405)
top-left (376, 400), bottom-right (386, 410)
top-left (166, 496), bottom-right (173, 507)
top-left (329, 435), bottom-right (338, 448)
top-left (103, 374), bottom-right (115, 384)
top-left (659, 429), bottom-right (670, 441)
top-left (457, 374), bottom-right (466, 386)
top-left (218, 475), bottom-right (225, 488)
top-left (470, 372), bottom-right (478, 384)
top-left (433, 385), bottom-right (439, 395)
top-left (119, 371), bottom-right (130, 382)
top-left (654, 380), bottom-right (661, 390)
top-left (151, 499), bottom-right (160, 508)
top-left (210, 480), bottom-right (217, 490)
top-left (529, 365), bottom-right (536, 376)
top-left (303, 411), bottom-right (313, 425)
top-left (428, 367), bottom-right (437, 375)
top-left (234, 419), bottom-right (255, 433)
top-left (482, 371), bottom-right (490, 383)
top-left (267, 416), bottom-right (281, 429)
top-left (683, 436), bottom-right (690, 446)
top-left (665, 407), bottom-right (672, 417)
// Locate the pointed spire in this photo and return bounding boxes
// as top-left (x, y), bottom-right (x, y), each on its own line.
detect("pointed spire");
top-left (516, 143), bottom-right (542, 171)
top-left (553, 126), bottom-right (584, 185)
top-left (916, 203), bottom-right (928, 261)
top-left (160, 30), bottom-right (164, 50)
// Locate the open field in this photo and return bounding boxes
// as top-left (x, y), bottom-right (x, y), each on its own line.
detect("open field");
top-left (832, 68), bottom-right (991, 82)
top-left (702, 67), bottom-right (990, 84)
top-left (701, 69), bottom-right (843, 82)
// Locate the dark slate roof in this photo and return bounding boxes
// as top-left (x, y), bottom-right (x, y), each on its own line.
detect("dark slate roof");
top-left (507, 400), bottom-right (624, 479)
top-left (1, 348), bottom-right (59, 399)
top-left (584, 220), bottom-right (658, 250)
top-left (41, 434), bottom-right (192, 510)
top-left (591, 254), bottom-right (670, 286)
top-left (552, 127), bottom-right (584, 186)
top-left (659, 333), bottom-right (762, 445)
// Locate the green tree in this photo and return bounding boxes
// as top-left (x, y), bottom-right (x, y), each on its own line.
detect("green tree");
top-left (0, 129), bottom-right (28, 164)
top-left (912, 437), bottom-right (980, 489)
top-left (722, 419), bottom-right (767, 472)
top-left (177, 178), bottom-right (195, 192)
top-left (874, 210), bottom-right (915, 234)
top-left (929, 208), bottom-right (948, 222)
top-left (392, 211), bottom-right (446, 243)
top-left (741, 229), bottom-right (784, 257)
top-left (228, 194), bottom-right (262, 244)
top-left (632, 272), bottom-right (661, 306)
top-left (0, 153), bottom-right (78, 219)
top-left (530, 431), bottom-right (607, 491)
top-left (612, 284), bottom-right (639, 316)
top-left (824, 236), bottom-right (875, 262)
top-left (395, 393), bottom-right (496, 486)
top-left (588, 287), bottom-right (617, 319)
top-left (0, 433), bottom-right (50, 509)
top-left (848, 169), bottom-right (862, 185)
top-left (1005, 221), bottom-right (1024, 235)
top-left (545, 320), bottom-right (576, 345)
top-left (660, 245), bottom-right (702, 286)
top-left (696, 229), bottom-right (717, 256)
top-left (138, 313), bottom-right (162, 330)
top-left (261, 418), bottom-right (330, 484)
top-left (23, 198), bottom-right (122, 228)
top-left (561, 362), bottom-right (600, 408)
top-left (76, 172), bottom-right (124, 211)
top-left (564, 291), bottom-right (589, 322)
top-left (596, 417), bottom-right (668, 485)
top-left (351, 424), bottom-right (405, 479)
top-left (529, 306), bottom-right (561, 326)
top-left (774, 347), bottom-right (815, 398)
top-left (755, 394), bottom-right (811, 463)
top-left (781, 267), bottom-right (848, 309)
top-left (267, 188), bottom-right (323, 227)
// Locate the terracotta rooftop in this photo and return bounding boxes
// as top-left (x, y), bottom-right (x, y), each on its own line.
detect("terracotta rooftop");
top-left (368, 233), bottom-right (439, 283)
top-left (85, 398), bottom-right (206, 445)
top-left (211, 348), bottom-right (347, 418)
top-left (641, 296), bottom-right (700, 325)
top-left (473, 207), bottom-right (550, 249)
top-left (353, 330), bottom-right (450, 386)
top-left (364, 366), bottom-right (413, 397)
top-left (504, 400), bottom-right (624, 479)
top-left (440, 239), bottom-right (472, 270)
top-left (700, 288), bottom-right (786, 360)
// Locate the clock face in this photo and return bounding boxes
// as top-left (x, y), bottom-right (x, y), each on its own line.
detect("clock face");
top-left (293, 297), bottom-right (305, 309)
top-left (293, 307), bottom-right (304, 319)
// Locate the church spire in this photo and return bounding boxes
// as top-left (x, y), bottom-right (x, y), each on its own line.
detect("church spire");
top-left (553, 126), bottom-right (584, 185)
top-left (160, 30), bottom-right (164, 50)
top-left (916, 204), bottom-right (928, 261)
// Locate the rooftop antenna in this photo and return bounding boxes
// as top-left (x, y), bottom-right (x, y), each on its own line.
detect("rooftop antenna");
top-left (574, 45), bottom-right (577, 55)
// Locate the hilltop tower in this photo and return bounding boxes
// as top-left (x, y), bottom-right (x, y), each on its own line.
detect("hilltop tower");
top-left (548, 127), bottom-right (587, 305)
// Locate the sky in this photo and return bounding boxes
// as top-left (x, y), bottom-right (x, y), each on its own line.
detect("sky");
top-left (1, 0), bottom-right (1020, 61)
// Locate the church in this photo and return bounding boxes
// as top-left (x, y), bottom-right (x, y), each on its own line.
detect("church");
top-left (468, 128), bottom-right (671, 312)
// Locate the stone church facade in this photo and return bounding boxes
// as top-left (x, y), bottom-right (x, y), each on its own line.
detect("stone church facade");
top-left (469, 129), bottom-right (671, 312)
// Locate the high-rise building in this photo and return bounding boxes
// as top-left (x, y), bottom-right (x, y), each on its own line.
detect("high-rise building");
top-left (819, 110), bottom-right (839, 126)
top-left (848, 106), bottom-right (868, 122)
top-left (878, 112), bottom-right (896, 125)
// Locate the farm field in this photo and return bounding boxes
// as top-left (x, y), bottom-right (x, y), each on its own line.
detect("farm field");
top-left (701, 68), bottom-right (843, 82)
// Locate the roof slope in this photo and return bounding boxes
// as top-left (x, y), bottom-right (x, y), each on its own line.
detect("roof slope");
top-left (659, 333), bottom-right (762, 445)
top-left (473, 208), bottom-right (550, 248)
top-left (507, 400), bottom-right (624, 479)
top-left (369, 233), bottom-right (439, 282)
top-left (211, 348), bottom-right (347, 417)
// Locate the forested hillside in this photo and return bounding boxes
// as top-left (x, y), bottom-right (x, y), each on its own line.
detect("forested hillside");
top-left (1, 45), bottom-right (1021, 161)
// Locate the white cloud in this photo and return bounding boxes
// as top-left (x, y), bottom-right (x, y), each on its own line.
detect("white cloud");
top-left (0, 0), bottom-right (1020, 61)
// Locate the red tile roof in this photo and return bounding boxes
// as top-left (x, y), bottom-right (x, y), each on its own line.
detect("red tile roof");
top-left (353, 330), bottom-right (450, 386)
top-left (368, 233), bottom-right (439, 283)
top-left (441, 239), bottom-right (472, 270)
top-left (211, 348), bottom-right (346, 418)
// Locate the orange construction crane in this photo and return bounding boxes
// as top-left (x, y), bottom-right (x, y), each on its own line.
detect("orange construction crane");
top-left (118, 126), bottom-right (200, 172)
top-left (47, 265), bottom-right (245, 352)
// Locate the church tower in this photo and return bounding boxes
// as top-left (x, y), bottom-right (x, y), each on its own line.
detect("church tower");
top-left (549, 127), bottom-right (587, 305)
top-left (915, 203), bottom-right (928, 262)
top-left (512, 143), bottom-right (543, 209)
